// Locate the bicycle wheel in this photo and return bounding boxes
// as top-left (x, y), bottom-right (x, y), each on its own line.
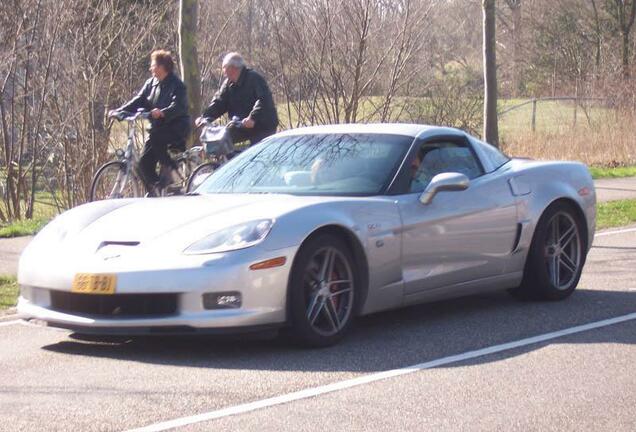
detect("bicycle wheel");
top-left (90, 161), bottom-right (141, 201)
top-left (186, 161), bottom-right (219, 193)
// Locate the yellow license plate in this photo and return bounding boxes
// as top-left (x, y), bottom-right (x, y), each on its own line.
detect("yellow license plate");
top-left (71, 273), bottom-right (117, 295)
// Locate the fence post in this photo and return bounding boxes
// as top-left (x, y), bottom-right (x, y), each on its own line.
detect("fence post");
top-left (573, 99), bottom-right (578, 128)
top-left (531, 99), bottom-right (537, 132)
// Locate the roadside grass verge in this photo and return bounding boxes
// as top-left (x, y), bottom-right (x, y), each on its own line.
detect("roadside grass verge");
top-left (0, 275), bottom-right (18, 311)
top-left (589, 165), bottom-right (636, 179)
top-left (0, 218), bottom-right (48, 238)
top-left (596, 199), bottom-right (636, 230)
top-left (0, 191), bottom-right (59, 238)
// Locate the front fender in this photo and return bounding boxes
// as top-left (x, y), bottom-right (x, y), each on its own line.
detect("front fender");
top-left (261, 198), bottom-right (405, 315)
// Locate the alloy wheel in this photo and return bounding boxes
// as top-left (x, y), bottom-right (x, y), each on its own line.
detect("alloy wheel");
top-left (544, 211), bottom-right (581, 291)
top-left (303, 246), bottom-right (354, 337)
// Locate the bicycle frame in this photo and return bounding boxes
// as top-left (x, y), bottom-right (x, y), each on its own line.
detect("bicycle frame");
top-left (111, 112), bottom-right (147, 198)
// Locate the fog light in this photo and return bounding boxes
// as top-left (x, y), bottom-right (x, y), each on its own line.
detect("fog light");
top-left (202, 292), bottom-right (242, 310)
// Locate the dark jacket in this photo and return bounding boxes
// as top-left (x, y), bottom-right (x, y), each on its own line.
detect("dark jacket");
top-left (203, 67), bottom-right (278, 131)
top-left (118, 72), bottom-right (190, 130)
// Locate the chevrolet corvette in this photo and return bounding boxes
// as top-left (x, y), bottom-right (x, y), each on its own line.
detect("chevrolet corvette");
top-left (17, 124), bottom-right (596, 346)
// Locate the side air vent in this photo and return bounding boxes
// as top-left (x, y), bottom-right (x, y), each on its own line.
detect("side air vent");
top-left (511, 223), bottom-right (523, 253)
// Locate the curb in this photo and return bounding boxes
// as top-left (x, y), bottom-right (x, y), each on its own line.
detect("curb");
top-left (0, 309), bottom-right (23, 322)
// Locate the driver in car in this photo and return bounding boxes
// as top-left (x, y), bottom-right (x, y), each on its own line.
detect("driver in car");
top-left (410, 150), bottom-right (427, 192)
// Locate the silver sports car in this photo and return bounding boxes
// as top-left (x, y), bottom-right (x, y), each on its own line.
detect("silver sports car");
top-left (18, 124), bottom-right (596, 346)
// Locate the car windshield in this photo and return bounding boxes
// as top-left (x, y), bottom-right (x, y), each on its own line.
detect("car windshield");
top-left (197, 133), bottom-right (413, 196)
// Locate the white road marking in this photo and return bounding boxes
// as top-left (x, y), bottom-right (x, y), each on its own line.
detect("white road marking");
top-left (0, 319), bottom-right (22, 327)
top-left (0, 319), bottom-right (46, 329)
top-left (595, 227), bottom-right (636, 237)
top-left (126, 312), bottom-right (636, 432)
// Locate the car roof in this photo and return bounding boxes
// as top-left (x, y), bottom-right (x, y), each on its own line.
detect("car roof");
top-left (272, 123), bottom-right (506, 174)
top-left (274, 123), bottom-right (467, 140)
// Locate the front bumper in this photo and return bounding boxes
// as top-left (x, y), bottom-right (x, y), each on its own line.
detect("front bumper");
top-left (18, 298), bottom-right (284, 335)
top-left (17, 245), bottom-right (296, 333)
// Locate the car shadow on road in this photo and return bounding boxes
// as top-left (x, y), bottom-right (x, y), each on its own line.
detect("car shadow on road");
top-left (40, 288), bottom-right (636, 373)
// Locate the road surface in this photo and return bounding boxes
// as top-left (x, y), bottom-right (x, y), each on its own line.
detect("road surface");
top-left (0, 226), bottom-right (634, 431)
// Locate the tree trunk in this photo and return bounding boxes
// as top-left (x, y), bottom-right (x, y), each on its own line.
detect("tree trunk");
top-left (179, 0), bottom-right (201, 146)
top-left (622, 29), bottom-right (630, 78)
top-left (590, 0), bottom-right (602, 68)
top-left (506, 0), bottom-right (522, 97)
top-left (483, 0), bottom-right (499, 147)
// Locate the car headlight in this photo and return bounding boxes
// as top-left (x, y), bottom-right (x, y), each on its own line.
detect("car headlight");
top-left (184, 219), bottom-right (274, 255)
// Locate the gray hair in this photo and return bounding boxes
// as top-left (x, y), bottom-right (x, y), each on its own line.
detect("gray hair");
top-left (222, 52), bottom-right (246, 69)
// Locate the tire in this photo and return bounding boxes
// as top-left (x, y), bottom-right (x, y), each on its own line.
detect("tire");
top-left (90, 161), bottom-right (140, 201)
top-left (186, 161), bottom-right (219, 193)
top-left (509, 202), bottom-right (587, 301)
top-left (287, 234), bottom-right (357, 347)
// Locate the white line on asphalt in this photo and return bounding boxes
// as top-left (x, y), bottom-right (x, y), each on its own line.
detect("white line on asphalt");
top-left (126, 312), bottom-right (636, 432)
top-left (0, 319), bottom-right (21, 327)
top-left (595, 227), bottom-right (636, 237)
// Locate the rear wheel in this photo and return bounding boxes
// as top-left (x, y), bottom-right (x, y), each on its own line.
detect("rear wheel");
top-left (186, 161), bottom-right (219, 193)
top-left (90, 161), bottom-right (140, 201)
top-left (509, 202), bottom-right (586, 301)
top-left (288, 234), bottom-right (356, 347)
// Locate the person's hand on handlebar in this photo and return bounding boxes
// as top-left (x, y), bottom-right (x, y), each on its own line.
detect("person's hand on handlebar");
top-left (241, 117), bottom-right (255, 129)
top-left (150, 108), bottom-right (165, 120)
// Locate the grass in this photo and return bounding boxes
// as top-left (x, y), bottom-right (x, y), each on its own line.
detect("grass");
top-left (275, 96), bottom-right (634, 166)
top-left (0, 191), bottom-right (60, 238)
top-left (0, 275), bottom-right (18, 311)
top-left (589, 165), bottom-right (636, 179)
top-left (497, 99), bottom-right (614, 136)
top-left (596, 199), bottom-right (636, 229)
top-left (0, 218), bottom-right (47, 238)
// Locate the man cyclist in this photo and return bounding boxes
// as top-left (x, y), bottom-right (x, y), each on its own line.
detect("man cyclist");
top-left (197, 52), bottom-right (278, 145)
top-left (110, 50), bottom-right (190, 195)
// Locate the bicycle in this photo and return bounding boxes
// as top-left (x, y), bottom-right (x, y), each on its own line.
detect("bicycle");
top-left (185, 116), bottom-right (243, 192)
top-left (90, 110), bottom-right (203, 201)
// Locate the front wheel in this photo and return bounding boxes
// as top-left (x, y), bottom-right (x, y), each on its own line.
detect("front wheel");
top-left (186, 161), bottom-right (219, 193)
top-left (287, 234), bottom-right (357, 347)
top-left (509, 202), bottom-right (586, 301)
top-left (90, 161), bottom-right (141, 201)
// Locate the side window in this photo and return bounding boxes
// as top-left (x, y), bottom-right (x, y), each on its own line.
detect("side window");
top-left (409, 141), bottom-right (483, 193)
top-left (478, 140), bottom-right (510, 170)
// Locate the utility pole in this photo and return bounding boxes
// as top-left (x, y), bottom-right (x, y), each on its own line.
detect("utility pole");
top-left (179, 0), bottom-right (201, 145)
top-left (483, 0), bottom-right (499, 147)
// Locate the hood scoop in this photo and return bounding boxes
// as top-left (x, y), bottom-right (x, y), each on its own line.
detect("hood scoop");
top-left (96, 241), bottom-right (141, 252)
top-left (95, 241), bottom-right (141, 261)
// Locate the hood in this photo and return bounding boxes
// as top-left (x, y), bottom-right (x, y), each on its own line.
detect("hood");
top-left (48, 194), bottom-right (339, 253)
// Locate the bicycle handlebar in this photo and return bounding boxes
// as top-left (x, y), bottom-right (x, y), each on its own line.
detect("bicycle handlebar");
top-left (109, 110), bottom-right (151, 122)
top-left (195, 115), bottom-right (243, 129)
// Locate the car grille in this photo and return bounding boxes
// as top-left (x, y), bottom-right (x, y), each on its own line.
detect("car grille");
top-left (50, 291), bottom-right (178, 317)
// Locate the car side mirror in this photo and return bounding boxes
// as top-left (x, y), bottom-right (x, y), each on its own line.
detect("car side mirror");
top-left (419, 172), bottom-right (469, 205)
